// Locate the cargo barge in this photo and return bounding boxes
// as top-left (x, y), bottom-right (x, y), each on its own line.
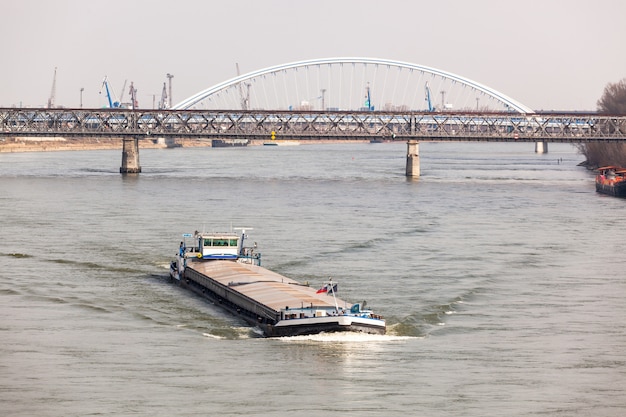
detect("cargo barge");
top-left (169, 229), bottom-right (386, 337)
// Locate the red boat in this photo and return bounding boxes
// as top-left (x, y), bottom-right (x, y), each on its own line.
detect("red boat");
top-left (596, 166), bottom-right (626, 197)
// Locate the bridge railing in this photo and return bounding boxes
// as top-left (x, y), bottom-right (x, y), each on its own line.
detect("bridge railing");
top-left (1, 108), bottom-right (625, 142)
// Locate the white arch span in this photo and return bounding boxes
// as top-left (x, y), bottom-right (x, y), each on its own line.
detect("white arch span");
top-left (173, 57), bottom-right (533, 114)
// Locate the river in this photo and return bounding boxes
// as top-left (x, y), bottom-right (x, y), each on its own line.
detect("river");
top-left (1, 142), bottom-right (624, 416)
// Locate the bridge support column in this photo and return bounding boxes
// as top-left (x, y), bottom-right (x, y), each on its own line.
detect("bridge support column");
top-left (535, 141), bottom-right (548, 154)
top-left (120, 137), bottom-right (141, 174)
top-left (406, 140), bottom-right (420, 178)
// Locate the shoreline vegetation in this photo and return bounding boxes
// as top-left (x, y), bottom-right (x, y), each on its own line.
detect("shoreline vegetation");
top-left (575, 142), bottom-right (626, 169)
top-left (580, 77), bottom-right (626, 169)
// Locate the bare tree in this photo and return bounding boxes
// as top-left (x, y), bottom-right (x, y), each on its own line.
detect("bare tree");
top-left (578, 78), bottom-right (626, 167)
top-left (597, 78), bottom-right (626, 114)
top-left (576, 142), bottom-right (626, 167)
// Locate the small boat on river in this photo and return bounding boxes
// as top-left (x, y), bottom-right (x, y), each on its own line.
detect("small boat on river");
top-left (169, 229), bottom-right (386, 337)
top-left (595, 166), bottom-right (626, 197)
top-left (262, 140), bottom-right (300, 146)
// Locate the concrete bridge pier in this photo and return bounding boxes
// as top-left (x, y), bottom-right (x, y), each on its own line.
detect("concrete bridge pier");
top-left (406, 140), bottom-right (420, 178)
top-left (535, 140), bottom-right (548, 154)
top-left (120, 136), bottom-right (141, 174)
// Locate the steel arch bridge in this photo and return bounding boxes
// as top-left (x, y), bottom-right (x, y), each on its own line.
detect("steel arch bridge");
top-left (173, 57), bottom-right (534, 114)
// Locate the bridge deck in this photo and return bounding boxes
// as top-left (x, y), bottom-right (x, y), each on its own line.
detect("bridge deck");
top-left (1, 108), bottom-right (625, 142)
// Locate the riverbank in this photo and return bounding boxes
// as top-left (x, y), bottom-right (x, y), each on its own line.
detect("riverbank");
top-left (0, 137), bottom-right (369, 153)
top-left (0, 137), bottom-right (212, 153)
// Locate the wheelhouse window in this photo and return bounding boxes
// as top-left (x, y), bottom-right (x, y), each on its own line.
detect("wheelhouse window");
top-left (203, 238), bottom-right (238, 247)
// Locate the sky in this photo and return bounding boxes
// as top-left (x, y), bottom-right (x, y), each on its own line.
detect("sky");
top-left (2, 0), bottom-right (625, 111)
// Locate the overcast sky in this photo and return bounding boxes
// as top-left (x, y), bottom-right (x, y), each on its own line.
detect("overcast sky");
top-left (2, 0), bottom-right (624, 111)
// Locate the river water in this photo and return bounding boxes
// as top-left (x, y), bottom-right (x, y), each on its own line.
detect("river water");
top-left (1, 142), bottom-right (624, 416)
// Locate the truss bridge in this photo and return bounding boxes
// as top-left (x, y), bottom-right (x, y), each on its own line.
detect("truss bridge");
top-left (2, 108), bottom-right (625, 143)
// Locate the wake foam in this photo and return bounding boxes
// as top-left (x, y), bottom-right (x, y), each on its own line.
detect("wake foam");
top-left (276, 331), bottom-right (415, 343)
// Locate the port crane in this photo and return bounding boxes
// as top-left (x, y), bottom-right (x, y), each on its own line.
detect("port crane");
top-left (128, 82), bottom-right (138, 109)
top-left (159, 82), bottom-right (168, 109)
top-left (47, 67), bottom-right (57, 108)
top-left (100, 76), bottom-right (116, 108)
top-left (364, 83), bottom-right (374, 111)
top-left (100, 76), bottom-right (122, 108)
top-left (424, 82), bottom-right (435, 112)
top-left (235, 63), bottom-right (251, 110)
top-left (119, 80), bottom-right (127, 106)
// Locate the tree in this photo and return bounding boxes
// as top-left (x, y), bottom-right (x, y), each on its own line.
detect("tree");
top-left (578, 78), bottom-right (626, 167)
top-left (597, 78), bottom-right (626, 114)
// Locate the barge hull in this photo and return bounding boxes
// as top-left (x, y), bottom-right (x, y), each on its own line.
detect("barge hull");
top-left (596, 182), bottom-right (626, 197)
top-left (176, 260), bottom-right (385, 337)
top-left (267, 320), bottom-right (386, 337)
top-left (182, 265), bottom-right (279, 327)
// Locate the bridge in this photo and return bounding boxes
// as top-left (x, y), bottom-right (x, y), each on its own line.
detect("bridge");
top-left (2, 57), bottom-right (625, 176)
top-left (2, 108), bottom-right (624, 142)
